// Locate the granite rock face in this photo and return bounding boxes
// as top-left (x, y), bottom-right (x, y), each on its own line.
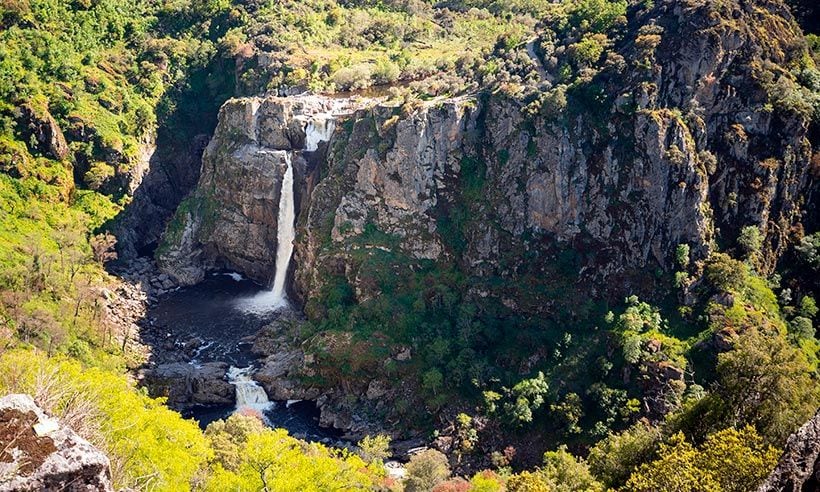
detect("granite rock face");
top-left (160, 0), bottom-right (815, 306)
top-left (758, 409), bottom-right (820, 492)
top-left (157, 96), bottom-right (349, 286)
top-left (17, 104), bottom-right (69, 161)
top-left (0, 394), bottom-right (112, 492)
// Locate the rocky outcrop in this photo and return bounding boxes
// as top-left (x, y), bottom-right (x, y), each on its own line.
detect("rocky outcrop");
top-left (0, 394), bottom-right (112, 492)
top-left (112, 134), bottom-right (209, 260)
top-left (758, 409), bottom-right (820, 492)
top-left (157, 96), bottom-right (355, 285)
top-left (17, 104), bottom-right (69, 161)
top-left (142, 362), bottom-right (235, 408)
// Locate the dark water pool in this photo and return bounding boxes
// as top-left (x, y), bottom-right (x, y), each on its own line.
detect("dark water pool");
top-left (146, 273), bottom-right (341, 443)
top-left (181, 400), bottom-right (341, 443)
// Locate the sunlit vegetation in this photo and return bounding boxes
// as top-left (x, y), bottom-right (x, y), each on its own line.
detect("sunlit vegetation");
top-left (0, 0), bottom-right (819, 490)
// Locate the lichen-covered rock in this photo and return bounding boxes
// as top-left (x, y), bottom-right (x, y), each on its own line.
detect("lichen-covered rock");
top-left (758, 409), bottom-right (820, 492)
top-left (0, 394), bottom-right (112, 492)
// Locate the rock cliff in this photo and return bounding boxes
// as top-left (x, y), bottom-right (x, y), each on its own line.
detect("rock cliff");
top-left (154, 0), bottom-right (818, 433)
top-left (157, 96), bottom-right (353, 286)
top-left (758, 409), bottom-right (820, 492)
top-left (159, 0), bottom-right (816, 305)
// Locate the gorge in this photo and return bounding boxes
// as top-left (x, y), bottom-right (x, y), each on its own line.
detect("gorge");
top-left (2, 0), bottom-right (820, 489)
top-left (143, 0), bottom-right (820, 464)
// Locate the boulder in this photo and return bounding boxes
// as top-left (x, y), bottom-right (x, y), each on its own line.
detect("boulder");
top-left (255, 350), bottom-right (320, 401)
top-left (0, 394), bottom-right (112, 491)
top-left (143, 362), bottom-right (234, 407)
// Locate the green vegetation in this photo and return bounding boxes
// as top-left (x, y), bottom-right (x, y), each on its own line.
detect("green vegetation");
top-left (1, 0), bottom-right (820, 490)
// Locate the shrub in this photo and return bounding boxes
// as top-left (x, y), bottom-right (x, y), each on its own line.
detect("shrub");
top-left (405, 449), bottom-right (451, 492)
top-left (372, 59), bottom-right (400, 85)
top-left (737, 225), bottom-right (763, 257)
top-left (332, 64), bottom-right (373, 91)
top-left (565, 0), bottom-right (627, 34)
top-left (358, 434), bottom-right (392, 464)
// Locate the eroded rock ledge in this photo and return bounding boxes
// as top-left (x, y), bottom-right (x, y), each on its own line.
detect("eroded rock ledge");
top-left (0, 394), bottom-right (112, 492)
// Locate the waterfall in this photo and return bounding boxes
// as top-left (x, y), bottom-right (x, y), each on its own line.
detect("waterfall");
top-left (269, 153), bottom-right (295, 303)
top-left (227, 366), bottom-right (274, 414)
top-left (235, 108), bottom-right (335, 314)
top-left (235, 152), bottom-right (295, 313)
top-left (303, 117), bottom-right (335, 152)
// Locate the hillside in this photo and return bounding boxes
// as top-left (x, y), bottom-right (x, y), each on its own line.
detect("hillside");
top-left (1, 0), bottom-right (819, 491)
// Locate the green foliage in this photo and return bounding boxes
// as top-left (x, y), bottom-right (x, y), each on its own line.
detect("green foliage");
top-left (796, 232), bottom-right (820, 270)
top-left (675, 243), bottom-right (690, 268)
top-left (623, 427), bottom-right (778, 492)
top-left (737, 225), bottom-right (763, 258)
top-left (0, 349), bottom-right (211, 490)
top-left (587, 423), bottom-right (662, 489)
top-left (564, 0), bottom-right (627, 34)
top-left (358, 434), bottom-right (392, 465)
top-left (540, 446), bottom-right (603, 492)
top-left (569, 34), bottom-right (606, 67)
top-left (404, 449), bottom-right (450, 492)
top-left (713, 328), bottom-right (819, 444)
top-left (204, 423), bottom-right (380, 491)
top-left (498, 372), bottom-right (549, 425)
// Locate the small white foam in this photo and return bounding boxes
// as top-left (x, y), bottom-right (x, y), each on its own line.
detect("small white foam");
top-left (233, 290), bottom-right (289, 314)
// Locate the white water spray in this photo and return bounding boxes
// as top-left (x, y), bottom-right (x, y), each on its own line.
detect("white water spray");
top-left (270, 153), bottom-right (295, 303)
top-left (235, 104), bottom-right (337, 314)
top-left (227, 366), bottom-right (274, 414)
top-left (235, 152), bottom-right (295, 313)
top-left (303, 117), bottom-right (335, 152)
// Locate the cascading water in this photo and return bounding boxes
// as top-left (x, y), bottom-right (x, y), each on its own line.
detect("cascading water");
top-left (227, 366), bottom-right (274, 414)
top-left (236, 109), bottom-right (336, 314)
top-left (235, 152), bottom-right (296, 313)
top-left (270, 152), bottom-right (296, 303)
top-left (303, 117), bottom-right (335, 152)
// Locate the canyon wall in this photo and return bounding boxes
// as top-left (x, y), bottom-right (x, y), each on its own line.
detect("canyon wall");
top-left (158, 1), bottom-right (816, 307)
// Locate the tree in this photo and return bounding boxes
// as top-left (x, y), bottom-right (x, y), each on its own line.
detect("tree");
top-left (506, 472), bottom-right (551, 492)
top-left (624, 433), bottom-right (720, 492)
top-left (624, 427), bottom-right (778, 492)
top-left (587, 423), bottom-right (662, 489)
top-left (541, 446), bottom-right (603, 492)
top-left (206, 413), bottom-right (267, 471)
top-left (715, 328), bottom-right (819, 444)
top-left (795, 232), bottom-right (820, 270)
top-left (405, 449), bottom-right (450, 492)
top-left (695, 427), bottom-right (779, 492)
top-left (357, 434), bottom-right (391, 465)
top-left (550, 392), bottom-right (584, 435)
top-left (503, 371), bottom-right (549, 425)
top-left (738, 226), bottom-right (763, 259)
top-left (675, 243), bottom-right (690, 268)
